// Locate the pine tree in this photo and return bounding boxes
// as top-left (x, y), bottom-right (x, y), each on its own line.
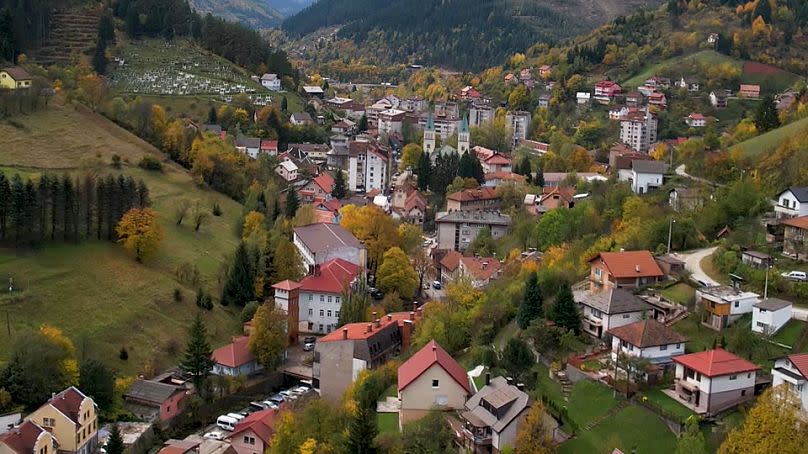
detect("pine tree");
top-left (753, 0), bottom-right (772, 23)
top-left (285, 190), bottom-right (299, 218)
top-left (221, 242), bottom-right (256, 306)
top-left (332, 170), bottom-right (347, 199)
top-left (207, 106), bottom-right (217, 124)
top-left (0, 173), bottom-right (10, 240)
top-left (179, 312), bottom-right (215, 389)
top-left (344, 406), bottom-right (377, 454)
top-left (358, 114), bottom-right (368, 132)
top-left (534, 165), bottom-right (545, 187)
top-left (280, 96), bottom-right (288, 112)
top-left (550, 282), bottom-right (581, 334)
top-left (517, 272), bottom-right (543, 329)
top-left (105, 424), bottom-right (125, 454)
top-left (416, 151), bottom-right (432, 191)
top-left (754, 95), bottom-right (780, 133)
top-left (92, 42), bottom-right (107, 74)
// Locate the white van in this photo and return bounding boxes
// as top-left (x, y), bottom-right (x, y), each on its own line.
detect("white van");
top-left (216, 415), bottom-right (238, 431)
top-left (226, 413), bottom-right (246, 421)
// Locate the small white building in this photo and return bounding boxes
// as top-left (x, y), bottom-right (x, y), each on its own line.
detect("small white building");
top-left (505, 111), bottom-right (531, 148)
top-left (275, 160), bottom-right (299, 182)
top-left (698, 285), bottom-right (761, 331)
top-left (576, 92), bottom-right (591, 104)
top-left (620, 159), bottom-right (667, 195)
top-left (771, 353), bottom-right (808, 414)
top-left (752, 298), bottom-right (792, 336)
top-left (260, 73), bottom-right (281, 91)
top-left (774, 187), bottom-right (808, 220)
top-left (685, 113), bottom-right (706, 128)
top-left (608, 319), bottom-right (687, 366)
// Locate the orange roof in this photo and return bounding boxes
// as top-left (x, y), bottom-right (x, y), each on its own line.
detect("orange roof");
top-left (404, 190), bottom-right (427, 212)
top-left (320, 311), bottom-right (420, 343)
top-left (440, 250), bottom-right (462, 272)
top-left (212, 336), bottom-right (254, 368)
top-left (484, 171), bottom-right (526, 183)
top-left (483, 153), bottom-right (511, 165)
top-left (590, 250), bottom-right (664, 279)
top-left (672, 348), bottom-right (759, 377)
top-left (272, 280), bottom-right (302, 291)
top-left (459, 256), bottom-right (501, 281)
top-left (313, 173), bottom-right (335, 193)
top-left (782, 215), bottom-right (808, 230)
top-left (447, 187), bottom-right (498, 202)
top-left (787, 353), bottom-right (808, 378)
top-left (298, 259), bottom-right (360, 293)
top-left (398, 340), bottom-right (470, 393)
top-left (229, 408), bottom-right (279, 443)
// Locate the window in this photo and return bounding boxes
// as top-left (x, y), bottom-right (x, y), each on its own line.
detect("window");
top-left (729, 375), bottom-right (737, 380)
top-left (320, 310), bottom-right (324, 317)
top-left (675, 343), bottom-right (681, 349)
top-left (319, 324), bottom-right (323, 332)
top-left (432, 379), bottom-right (440, 388)
top-left (328, 296), bottom-right (332, 303)
top-left (43, 418), bottom-right (55, 427)
top-left (244, 436), bottom-right (255, 445)
top-left (734, 301), bottom-right (739, 308)
top-left (327, 310), bottom-right (332, 317)
top-left (741, 390), bottom-right (746, 396)
top-left (336, 311), bottom-right (340, 319)
top-left (308, 308), bottom-right (313, 316)
top-left (308, 294), bottom-right (312, 301)
top-left (660, 344), bottom-right (668, 351)
top-left (336, 296), bottom-right (341, 303)
top-left (622, 314), bottom-right (630, 319)
top-left (747, 373), bottom-right (751, 378)
top-left (320, 295), bottom-right (324, 302)
top-left (629, 345), bottom-right (634, 351)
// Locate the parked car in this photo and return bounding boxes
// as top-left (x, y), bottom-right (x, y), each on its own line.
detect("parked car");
top-left (268, 393), bottom-right (285, 404)
top-left (249, 401), bottom-right (268, 411)
top-left (781, 271), bottom-right (808, 281)
top-left (216, 415), bottom-right (239, 432)
top-left (432, 280), bottom-right (442, 290)
top-left (279, 390), bottom-right (299, 400)
top-left (204, 431), bottom-right (225, 441)
top-left (303, 341), bottom-right (315, 351)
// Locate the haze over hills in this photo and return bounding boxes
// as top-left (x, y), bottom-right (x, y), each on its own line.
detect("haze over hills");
top-left (188, 0), bottom-right (285, 27)
top-left (281, 0), bottom-right (663, 71)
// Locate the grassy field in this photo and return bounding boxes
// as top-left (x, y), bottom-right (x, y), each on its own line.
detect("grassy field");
top-left (661, 282), bottom-right (696, 306)
top-left (730, 116), bottom-right (808, 158)
top-left (642, 388), bottom-right (696, 422)
top-left (700, 254), bottom-right (729, 284)
top-left (774, 319), bottom-right (808, 349)
top-left (534, 364), bottom-right (565, 403)
top-left (0, 104), bottom-right (245, 375)
top-left (621, 51), bottom-right (738, 89)
top-left (377, 412), bottom-right (399, 434)
top-left (566, 381), bottom-right (620, 427)
top-left (560, 405), bottom-right (677, 454)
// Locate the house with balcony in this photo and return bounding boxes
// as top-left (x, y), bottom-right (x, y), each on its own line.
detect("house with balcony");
top-left (587, 250), bottom-right (664, 292)
top-left (672, 348), bottom-right (759, 415)
top-left (752, 298), bottom-right (792, 336)
top-left (771, 353), bottom-right (808, 414)
top-left (774, 187), bottom-right (808, 219)
top-left (459, 376), bottom-right (536, 453)
top-left (608, 319), bottom-right (687, 368)
top-left (594, 80), bottom-right (622, 104)
top-left (574, 288), bottom-right (651, 339)
top-left (26, 387), bottom-right (98, 454)
top-left (698, 286), bottom-right (760, 331)
top-left (782, 215), bottom-right (808, 260)
top-left (435, 210), bottom-right (511, 251)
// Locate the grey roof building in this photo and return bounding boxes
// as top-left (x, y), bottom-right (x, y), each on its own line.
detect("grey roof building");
top-left (435, 210), bottom-right (511, 251)
top-left (293, 223), bottom-right (367, 270)
top-left (460, 376), bottom-right (536, 452)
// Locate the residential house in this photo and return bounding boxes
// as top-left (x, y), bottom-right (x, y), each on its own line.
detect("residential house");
top-left (314, 311), bottom-right (420, 401)
top-left (446, 187), bottom-right (500, 212)
top-left (227, 409), bottom-right (279, 454)
top-left (435, 210), bottom-right (511, 251)
top-left (235, 137), bottom-right (261, 159)
top-left (609, 105), bottom-right (630, 120)
top-left (469, 104), bottom-right (494, 127)
top-left (398, 340), bottom-right (472, 425)
top-left (393, 190), bottom-right (427, 225)
top-left (588, 250), bottom-right (664, 292)
top-left (0, 67), bottom-right (32, 89)
top-left (741, 250), bottom-right (773, 269)
top-left (698, 286), bottom-right (761, 331)
top-left (519, 68), bottom-right (533, 82)
top-left (537, 93), bottom-right (550, 109)
top-left (625, 91), bottom-right (644, 107)
top-left (619, 110), bottom-right (658, 153)
top-left (608, 319), bottom-right (687, 370)
top-left (776, 90), bottom-right (798, 112)
top-left (480, 153), bottom-right (512, 174)
top-left (289, 143), bottom-right (330, 162)
top-left (524, 187), bottom-right (576, 216)
top-left (575, 288), bottom-right (651, 339)
top-left (543, 172), bottom-right (606, 187)
top-left (738, 84), bottom-right (760, 99)
top-left (457, 256), bottom-right (501, 288)
top-left (539, 65), bottom-right (552, 79)
top-left (672, 348), bottom-right (759, 415)
top-left (771, 353), bottom-right (808, 414)
top-left (782, 216), bottom-right (808, 260)
top-left (685, 113), bottom-right (707, 127)
top-left (314, 198), bottom-right (342, 224)
top-left (576, 92), bottom-right (591, 104)
top-left (293, 222), bottom-right (367, 270)
top-left (259, 139), bottom-right (278, 156)
top-left (506, 111), bottom-right (531, 148)
top-left (290, 112), bottom-right (313, 125)
top-left (676, 77), bottom-right (700, 92)
top-left (458, 86), bottom-right (482, 102)
top-left (259, 74), bottom-right (281, 91)
top-left (0, 421), bottom-right (57, 454)
top-left (594, 80), bottom-right (622, 104)
top-left (201, 124), bottom-right (226, 139)
top-left (212, 336), bottom-right (262, 376)
top-left (752, 298), bottom-right (792, 335)
top-left (459, 376), bottom-right (533, 453)
top-left (26, 387), bottom-right (98, 454)
top-left (668, 187), bottom-right (702, 212)
top-left (624, 159), bottom-right (667, 194)
top-left (483, 172), bottom-right (526, 188)
top-left (710, 90), bottom-right (729, 109)
top-left (123, 380), bottom-right (188, 423)
top-left (274, 160), bottom-right (298, 182)
top-left (418, 109), bottom-right (460, 140)
top-left (301, 86), bottom-right (324, 98)
top-left (774, 187), bottom-right (808, 219)
top-left (331, 119), bottom-right (355, 135)
top-left (297, 173), bottom-right (334, 203)
top-left (438, 251), bottom-right (462, 284)
top-left (654, 255), bottom-right (686, 277)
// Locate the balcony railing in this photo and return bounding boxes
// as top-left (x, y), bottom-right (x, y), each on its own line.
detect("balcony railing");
top-left (462, 428), bottom-right (492, 446)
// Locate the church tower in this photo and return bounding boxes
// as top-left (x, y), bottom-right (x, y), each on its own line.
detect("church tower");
top-left (458, 115), bottom-right (470, 154)
top-left (423, 112), bottom-right (436, 154)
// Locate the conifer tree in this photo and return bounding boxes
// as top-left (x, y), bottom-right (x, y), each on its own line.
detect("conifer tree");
top-left (207, 106), bottom-right (217, 124)
top-left (754, 95), bottom-right (780, 133)
top-left (179, 312), bottom-right (215, 390)
top-left (285, 190), bottom-right (299, 218)
top-left (332, 171), bottom-right (347, 199)
top-left (344, 406), bottom-right (377, 454)
top-left (416, 151), bottom-right (432, 191)
top-left (550, 282), bottom-right (581, 334)
top-left (221, 242), bottom-right (256, 306)
top-left (517, 272), bottom-right (543, 329)
top-left (105, 424), bottom-right (125, 454)
top-left (280, 96), bottom-right (288, 112)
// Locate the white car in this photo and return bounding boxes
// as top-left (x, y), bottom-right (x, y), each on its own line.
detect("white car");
top-left (204, 431), bottom-right (225, 441)
top-left (280, 390), bottom-right (299, 400)
top-left (782, 271), bottom-right (808, 281)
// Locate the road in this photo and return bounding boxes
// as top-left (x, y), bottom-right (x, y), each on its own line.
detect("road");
top-left (675, 247), bottom-right (719, 286)
top-left (675, 164), bottom-right (724, 187)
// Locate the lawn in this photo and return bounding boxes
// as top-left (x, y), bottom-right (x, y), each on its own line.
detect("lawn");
top-left (642, 388), bottom-right (696, 422)
top-left (621, 50), bottom-right (739, 89)
top-left (672, 314), bottom-right (721, 353)
top-left (661, 282), bottom-right (695, 306)
top-left (730, 116), bottom-right (808, 158)
top-left (700, 254), bottom-right (729, 284)
top-left (533, 364), bottom-right (565, 404)
top-left (377, 412), bottom-right (399, 434)
top-left (566, 380), bottom-right (620, 427)
top-left (559, 405), bottom-right (677, 454)
top-left (773, 319), bottom-right (807, 349)
top-left (0, 104), bottom-right (245, 375)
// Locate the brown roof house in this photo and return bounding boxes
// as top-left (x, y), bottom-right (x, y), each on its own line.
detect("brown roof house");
top-left (574, 288), bottom-right (651, 339)
top-left (0, 421), bottom-right (57, 454)
top-left (124, 379), bottom-right (188, 423)
top-left (26, 387), bottom-right (98, 454)
top-left (588, 250), bottom-right (664, 293)
top-left (608, 319), bottom-right (687, 380)
top-left (446, 187), bottom-right (500, 212)
top-left (782, 215), bottom-right (808, 261)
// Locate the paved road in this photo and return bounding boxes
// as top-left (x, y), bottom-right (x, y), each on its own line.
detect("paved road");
top-left (675, 247), bottom-right (719, 286)
top-left (675, 164), bottom-right (725, 187)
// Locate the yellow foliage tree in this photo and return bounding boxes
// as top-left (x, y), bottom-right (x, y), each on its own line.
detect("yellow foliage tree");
top-left (248, 303), bottom-right (288, 370)
top-left (39, 325), bottom-right (79, 386)
top-left (376, 247), bottom-right (418, 300)
top-left (116, 208), bottom-right (163, 262)
top-left (298, 438), bottom-right (318, 454)
top-left (399, 143), bottom-right (423, 170)
top-left (340, 204), bottom-right (401, 268)
top-left (514, 403), bottom-right (555, 454)
top-left (242, 211), bottom-right (267, 242)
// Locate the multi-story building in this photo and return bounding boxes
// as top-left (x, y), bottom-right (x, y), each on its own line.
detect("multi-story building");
top-left (378, 109), bottom-right (406, 135)
top-left (587, 250), bottom-right (664, 293)
top-left (346, 140), bottom-right (390, 193)
top-left (293, 223), bottom-right (367, 271)
top-left (506, 111), bottom-right (531, 149)
top-left (435, 210), bottom-right (511, 251)
top-left (26, 387), bottom-right (98, 454)
top-left (774, 187), bottom-right (808, 219)
top-left (698, 285), bottom-right (760, 331)
top-left (619, 110), bottom-right (658, 153)
top-left (0, 421), bottom-right (57, 454)
top-left (574, 288), bottom-right (650, 339)
top-left (672, 348), bottom-right (759, 416)
top-left (593, 80), bottom-right (622, 104)
top-left (459, 376), bottom-right (534, 453)
top-left (783, 215), bottom-right (808, 260)
top-left (469, 104), bottom-right (494, 127)
top-left (446, 187), bottom-right (500, 212)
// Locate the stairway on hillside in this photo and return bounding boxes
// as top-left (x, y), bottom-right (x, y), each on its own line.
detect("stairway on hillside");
top-left (31, 9), bottom-right (100, 67)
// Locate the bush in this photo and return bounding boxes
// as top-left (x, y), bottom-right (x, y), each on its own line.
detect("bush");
top-left (196, 290), bottom-right (213, 310)
top-left (138, 155), bottom-right (163, 171)
top-left (241, 301), bottom-right (259, 323)
top-left (119, 347), bottom-right (128, 361)
top-left (111, 154), bottom-right (121, 169)
top-left (212, 203), bottom-right (222, 216)
top-left (173, 288), bottom-right (183, 302)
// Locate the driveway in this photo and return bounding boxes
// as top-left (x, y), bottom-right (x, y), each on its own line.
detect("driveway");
top-left (675, 247), bottom-right (719, 286)
top-left (675, 164), bottom-right (724, 187)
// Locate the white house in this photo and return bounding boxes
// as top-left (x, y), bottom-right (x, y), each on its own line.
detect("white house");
top-left (576, 92), bottom-right (591, 104)
top-left (608, 319), bottom-right (687, 366)
top-left (275, 160), bottom-right (298, 182)
top-left (236, 136), bottom-right (261, 159)
top-left (505, 111), bottom-right (531, 148)
top-left (771, 353), bottom-right (808, 414)
top-left (625, 159), bottom-right (667, 195)
top-left (574, 288), bottom-right (650, 339)
top-left (296, 259), bottom-right (360, 334)
top-left (698, 286), bottom-right (761, 331)
top-left (774, 187), bottom-right (808, 219)
top-left (672, 348), bottom-right (759, 415)
top-left (752, 298), bottom-right (792, 335)
top-left (347, 141), bottom-right (389, 193)
top-left (290, 112), bottom-right (313, 125)
top-left (260, 73), bottom-right (281, 91)
top-left (685, 113), bottom-right (706, 128)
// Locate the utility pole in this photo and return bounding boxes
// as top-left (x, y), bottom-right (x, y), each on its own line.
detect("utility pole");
top-left (667, 219), bottom-right (676, 254)
top-left (764, 265), bottom-right (771, 299)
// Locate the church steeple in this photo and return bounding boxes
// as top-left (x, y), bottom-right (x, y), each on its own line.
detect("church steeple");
top-left (423, 112), bottom-right (436, 154)
top-left (458, 115), bottom-right (470, 154)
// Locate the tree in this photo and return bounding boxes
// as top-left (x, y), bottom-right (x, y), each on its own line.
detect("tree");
top-left (115, 208), bottom-right (163, 262)
top-left (416, 151), bottom-right (432, 191)
top-left (339, 277), bottom-right (371, 326)
top-left (719, 386), bottom-right (808, 454)
top-left (222, 242), bottom-right (257, 306)
top-left (92, 43), bottom-right (108, 75)
top-left (376, 247), bottom-right (418, 300)
top-left (340, 204), bottom-right (400, 270)
top-left (534, 164), bottom-right (544, 187)
top-left (549, 282), bottom-right (581, 334)
top-left (285, 190), bottom-right (300, 218)
top-left (249, 303), bottom-right (288, 370)
top-left (501, 338), bottom-right (534, 381)
top-left (105, 424), bottom-right (125, 454)
top-left (400, 143), bottom-right (424, 170)
top-left (207, 106), bottom-right (218, 123)
top-left (344, 406), bottom-right (377, 454)
top-left (272, 239), bottom-right (305, 282)
top-left (79, 359), bottom-right (115, 413)
top-left (280, 96), bottom-right (288, 112)
top-left (753, 95), bottom-right (780, 133)
top-left (458, 151), bottom-right (485, 184)
top-left (358, 114), bottom-right (368, 133)
top-left (179, 312), bottom-right (215, 390)
top-left (676, 417), bottom-right (707, 454)
top-left (517, 272), bottom-right (543, 329)
top-left (401, 409), bottom-right (455, 453)
top-left (752, 0), bottom-right (772, 23)
top-left (332, 170), bottom-right (347, 199)
top-left (515, 403), bottom-right (555, 454)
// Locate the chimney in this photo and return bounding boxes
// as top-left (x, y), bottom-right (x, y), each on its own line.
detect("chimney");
top-left (342, 328), bottom-right (348, 340)
top-left (387, 314), bottom-right (392, 322)
top-left (314, 264), bottom-right (321, 276)
top-left (517, 383), bottom-right (525, 391)
top-left (506, 377), bottom-right (514, 385)
top-left (635, 265), bottom-right (641, 273)
top-left (409, 311), bottom-right (415, 321)
top-left (367, 323), bottom-right (373, 333)
top-left (413, 302), bottom-right (418, 312)
top-left (485, 373), bottom-right (491, 386)
top-left (374, 318), bottom-right (381, 328)
top-left (432, 343), bottom-right (437, 351)
top-left (372, 311), bottom-right (378, 320)
top-left (482, 261), bottom-right (488, 270)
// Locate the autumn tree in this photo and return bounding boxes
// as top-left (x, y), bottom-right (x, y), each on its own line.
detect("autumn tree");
top-left (377, 247), bottom-right (418, 300)
top-left (179, 312), bottom-right (215, 390)
top-left (676, 417), bottom-right (706, 454)
top-left (340, 204), bottom-right (400, 270)
top-left (272, 238), bottom-right (305, 282)
top-left (515, 403), bottom-right (555, 454)
top-left (398, 223), bottom-right (422, 255)
top-left (400, 409), bottom-right (455, 453)
top-left (549, 282), bottom-right (581, 334)
top-left (517, 272), bottom-right (543, 329)
top-left (249, 303), bottom-right (287, 370)
top-left (221, 242), bottom-right (256, 306)
top-left (720, 386), bottom-right (808, 454)
top-left (76, 74), bottom-right (107, 111)
top-left (116, 208), bottom-right (163, 262)
top-left (471, 117), bottom-right (512, 152)
top-left (400, 143), bottom-right (424, 170)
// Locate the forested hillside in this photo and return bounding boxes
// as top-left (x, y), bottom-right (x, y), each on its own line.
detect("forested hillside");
top-left (187, 0), bottom-right (283, 28)
top-left (282, 0), bottom-right (662, 71)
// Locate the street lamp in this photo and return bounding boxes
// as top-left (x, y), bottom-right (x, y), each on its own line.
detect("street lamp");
top-left (667, 219), bottom-right (677, 254)
top-left (764, 264), bottom-right (772, 299)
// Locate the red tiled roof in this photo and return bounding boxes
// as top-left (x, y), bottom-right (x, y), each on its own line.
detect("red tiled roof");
top-left (260, 139), bottom-right (278, 150)
top-left (398, 340), bottom-right (471, 393)
top-left (272, 280), bottom-right (302, 291)
top-left (317, 198), bottom-right (342, 212)
top-left (447, 187), bottom-right (498, 202)
top-left (672, 348), bottom-right (759, 377)
top-left (319, 311), bottom-right (419, 343)
top-left (314, 209), bottom-right (337, 224)
top-left (366, 188), bottom-right (381, 198)
top-left (212, 336), bottom-right (254, 368)
top-left (484, 172), bottom-right (526, 183)
top-left (590, 250), bottom-right (664, 279)
top-left (459, 256), bottom-right (501, 282)
top-left (688, 113), bottom-right (705, 120)
top-left (48, 386), bottom-right (88, 424)
top-left (483, 153), bottom-right (511, 165)
top-left (229, 409), bottom-right (279, 443)
top-left (607, 319), bottom-right (687, 348)
top-left (298, 258), bottom-right (359, 294)
top-left (313, 173), bottom-right (335, 193)
top-left (404, 190), bottom-right (427, 212)
top-left (158, 440), bottom-right (200, 454)
top-left (0, 421), bottom-right (48, 454)
top-left (787, 353), bottom-right (808, 378)
top-left (782, 215), bottom-right (808, 230)
top-left (440, 251), bottom-right (462, 272)
top-left (473, 146), bottom-right (496, 160)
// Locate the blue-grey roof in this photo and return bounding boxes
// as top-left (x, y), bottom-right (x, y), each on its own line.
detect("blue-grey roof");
top-left (783, 187), bottom-right (808, 203)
